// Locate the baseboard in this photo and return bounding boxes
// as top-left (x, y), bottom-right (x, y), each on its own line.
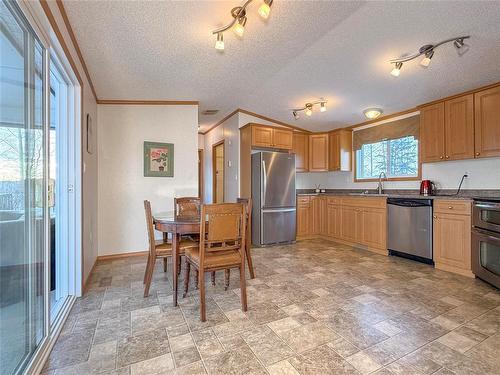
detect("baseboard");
top-left (435, 262), bottom-right (474, 278)
top-left (297, 235), bottom-right (388, 256)
top-left (97, 250), bottom-right (148, 261)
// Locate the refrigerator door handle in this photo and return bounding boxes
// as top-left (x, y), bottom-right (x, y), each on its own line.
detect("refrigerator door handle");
top-left (261, 159), bottom-right (267, 207)
top-left (262, 208), bottom-right (296, 213)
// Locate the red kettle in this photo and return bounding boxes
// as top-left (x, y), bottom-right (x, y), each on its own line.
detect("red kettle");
top-left (420, 180), bottom-right (435, 196)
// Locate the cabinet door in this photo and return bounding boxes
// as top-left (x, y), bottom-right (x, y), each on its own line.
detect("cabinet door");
top-left (329, 132), bottom-right (340, 171)
top-left (341, 207), bottom-right (360, 242)
top-left (433, 213), bottom-right (471, 271)
top-left (297, 199), bottom-right (311, 236)
top-left (420, 102), bottom-right (445, 163)
top-left (273, 128), bottom-right (293, 150)
top-left (475, 86), bottom-right (500, 158)
top-left (251, 125), bottom-right (274, 148)
top-left (360, 208), bottom-right (386, 250)
top-left (445, 94), bottom-right (474, 161)
top-left (292, 133), bottom-right (309, 172)
top-left (309, 134), bottom-right (329, 171)
top-left (311, 197), bottom-right (326, 235)
top-left (327, 204), bottom-right (341, 238)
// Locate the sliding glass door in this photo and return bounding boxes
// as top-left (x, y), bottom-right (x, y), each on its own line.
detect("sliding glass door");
top-left (0, 2), bottom-right (47, 374)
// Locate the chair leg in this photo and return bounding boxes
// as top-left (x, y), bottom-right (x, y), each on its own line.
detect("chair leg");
top-left (245, 245), bottom-right (255, 279)
top-left (239, 266), bottom-right (247, 312)
top-left (144, 257), bottom-right (155, 297)
top-left (163, 257), bottom-right (168, 273)
top-left (211, 271), bottom-right (216, 286)
top-left (224, 269), bottom-right (230, 291)
top-left (143, 254), bottom-right (151, 284)
top-left (177, 255), bottom-right (182, 275)
top-left (183, 259), bottom-right (190, 298)
top-left (195, 270), bottom-right (199, 290)
top-left (199, 270), bottom-right (206, 322)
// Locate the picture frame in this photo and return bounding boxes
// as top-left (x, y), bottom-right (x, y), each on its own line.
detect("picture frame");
top-left (144, 141), bottom-right (174, 177)
top-left (86, 113), bottom-right (94, 154)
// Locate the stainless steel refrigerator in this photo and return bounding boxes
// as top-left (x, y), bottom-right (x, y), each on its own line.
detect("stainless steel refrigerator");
top-left (251, 151), bottom-right (296, 246)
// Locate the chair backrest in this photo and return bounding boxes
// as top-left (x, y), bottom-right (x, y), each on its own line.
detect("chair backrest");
top-left (144, 200), bottom-right (157, 256)
top-left (174, 197), bottom-right (201, 217)
top-left (199, 203), bottom-right (246, 267)
top-left (236, 198), bottom-right (252, 249)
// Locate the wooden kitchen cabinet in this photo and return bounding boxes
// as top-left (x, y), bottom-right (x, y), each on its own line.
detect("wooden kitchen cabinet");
top-left (309, 134), bottom-right (329, 171)
top-left (445, 94), bottom-right (474, 161)
top-left (327, 202), bottom-right (341, 238)
top-left (474, 85), bottom-right (500, 158)
top-left (340, 206), bottom-right (362, 243)
top-left (420, 102), bottom-right (445, 163)
top-left (292, 132), bottom-right (309, 172)
top-left (250, 124), bottom-right (293, 150)
top-left (433, 199), bottom-right (473, 277)
top-left (311, 196), bottom-right (327, 235)
top-left (360, 208), bottom-right (387, 250)
top-left (328, 129), bottom-right (352, 171)
top-left (297, 196), bottom-right (312, 236)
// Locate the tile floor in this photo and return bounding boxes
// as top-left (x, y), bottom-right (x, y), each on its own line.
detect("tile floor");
top-left (42, 239), bottom-right (500, 374)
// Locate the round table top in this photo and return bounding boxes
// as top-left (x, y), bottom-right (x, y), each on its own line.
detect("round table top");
top-left (153, 211), bottom-right (200, 224)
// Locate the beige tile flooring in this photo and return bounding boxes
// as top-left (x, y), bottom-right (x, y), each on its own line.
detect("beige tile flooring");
top-left (42, 239), bottom-right (500, 374)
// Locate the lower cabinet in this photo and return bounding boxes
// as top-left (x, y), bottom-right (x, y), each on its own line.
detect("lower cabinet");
top-left (327, 204), bottom-right (341, 238)
top-left (433, 200), bottom-right (472, 276)
top-left (340, 206), bottom-right (361, 242)
top-left (297, 197), bottom-right (311, 236)
top-left (360, 208), bottom-right (387, 250)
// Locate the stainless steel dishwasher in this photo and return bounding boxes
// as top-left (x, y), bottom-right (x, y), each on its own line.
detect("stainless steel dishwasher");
top-left (387, 198), bottom-right (433, 264)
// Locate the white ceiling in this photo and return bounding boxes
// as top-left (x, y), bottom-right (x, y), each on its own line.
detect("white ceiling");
top-left (63, 1), bottom-right (500, 132)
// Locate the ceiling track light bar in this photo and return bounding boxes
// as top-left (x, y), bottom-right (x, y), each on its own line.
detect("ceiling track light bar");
top-left (212, 0), bottom-right (273, 50)
top-left (292, 99), bottom-right (327, 120)
top-left (389, 36), bottom-right (470, 64)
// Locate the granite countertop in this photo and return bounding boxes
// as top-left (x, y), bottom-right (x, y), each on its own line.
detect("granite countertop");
top-left (296, 189), bottom-right (500, 201)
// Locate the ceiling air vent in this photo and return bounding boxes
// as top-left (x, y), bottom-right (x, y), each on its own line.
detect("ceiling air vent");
top-left (202, 109), bottom-right (219, 115)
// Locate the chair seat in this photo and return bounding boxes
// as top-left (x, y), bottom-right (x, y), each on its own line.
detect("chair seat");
top-left (186, 247), bottom-right (241, 269)
top-left (154, 239), bottom-right (198, 256)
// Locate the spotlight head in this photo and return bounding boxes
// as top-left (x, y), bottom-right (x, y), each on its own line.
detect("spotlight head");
top-left (305, 104), bottom-right (313, 116)
top-left (420, 50), bottom-right (434, 67)
top-left (292, 111), bottom-right (299, 120)
top-left (320, 102), bottom-right (327, 112)
top-left (390, 62), bottom-right (403, 77)
top-left (215, 33), bottom-right (224, 50)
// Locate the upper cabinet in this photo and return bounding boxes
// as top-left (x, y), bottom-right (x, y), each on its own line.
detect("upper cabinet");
top-left (420, 102), bottom-right (445, 163)
top-left (250, 124), bottom-right (293, 150)
top-left (292, 132), bottom-right (309, 172)
top-left (309, 134), bottom-right (329, 171)
top-left (420, 85), bottom-right (500, 163)
top-left (475, 85), bottom-right (500, 158)
top-left (445, 94), bottom-right (474, 160)
top-left (329, 129), bottom-right (352, 171)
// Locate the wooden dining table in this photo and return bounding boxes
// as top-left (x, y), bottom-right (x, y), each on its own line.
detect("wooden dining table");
top-left (153, 211), bottom-right (200, 307)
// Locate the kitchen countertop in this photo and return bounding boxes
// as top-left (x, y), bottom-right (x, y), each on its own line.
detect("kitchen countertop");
top-left (296, 189), bottom-right (500, 201)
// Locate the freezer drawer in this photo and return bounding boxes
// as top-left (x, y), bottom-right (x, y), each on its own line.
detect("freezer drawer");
top-left (261, 208), bottom-right (296, 245)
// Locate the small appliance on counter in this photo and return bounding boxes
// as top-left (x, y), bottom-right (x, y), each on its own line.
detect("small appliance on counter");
top-left (472, 198), bottom-right (500, 289)
top-left (420, 180), bottom-right (435, 196)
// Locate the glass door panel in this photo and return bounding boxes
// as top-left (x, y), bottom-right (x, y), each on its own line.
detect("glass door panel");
top-left (0, 2), bottom-right (47, 374)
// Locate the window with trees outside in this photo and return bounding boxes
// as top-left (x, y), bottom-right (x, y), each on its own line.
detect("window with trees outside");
top-left (353, 115), bottom-right (420, 181)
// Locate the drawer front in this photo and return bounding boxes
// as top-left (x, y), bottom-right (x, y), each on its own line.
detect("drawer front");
top-left (341, 197), bottom-right (387, 209)
top-left (327, 196), bottom-right (341, 206)
top-left (297, 196), bottom-right (311, 207)
top-left (434, 199), bottom-right (471, 215)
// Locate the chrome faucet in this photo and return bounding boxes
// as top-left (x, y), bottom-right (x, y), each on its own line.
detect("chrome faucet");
top-left (377, 172), bottom-right (387, 194)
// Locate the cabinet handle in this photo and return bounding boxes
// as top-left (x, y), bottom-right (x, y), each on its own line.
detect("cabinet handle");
top-left (433, 215), bottom-right (438, 219)
top-left (448, 206), bottom-right (453, 209)
top-left (440, 156), bottom-right (444, 159)
top-left (445, 155), bottom-right (449, 159)
top-left (476, 152), bottom-right (480, 156)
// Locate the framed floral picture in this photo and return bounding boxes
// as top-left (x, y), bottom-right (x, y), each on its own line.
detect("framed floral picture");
top-left (144, 141), bottom-right (174, 177)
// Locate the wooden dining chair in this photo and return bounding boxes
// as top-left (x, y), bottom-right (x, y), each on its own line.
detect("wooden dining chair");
top-left (210, 198), bottom-right (255, 290)
top-left (143, 200), bottom-right (198, 297)
top-left (174, 197), bottom-right (201, 217)
top-left (183, 203), bottom-right (247, 321)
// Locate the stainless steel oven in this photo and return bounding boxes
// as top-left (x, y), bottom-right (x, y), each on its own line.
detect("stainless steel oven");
top-left (472, 199), bottom-right (500, 288)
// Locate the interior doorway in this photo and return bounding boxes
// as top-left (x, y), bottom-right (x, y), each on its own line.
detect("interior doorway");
top-left (198, 149), bottom-right (203, 200)
top-left (212, 141), bottom-right (224, 203)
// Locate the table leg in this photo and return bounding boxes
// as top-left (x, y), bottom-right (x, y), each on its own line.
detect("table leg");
top-left (172, 232), bottom-right (179, 307)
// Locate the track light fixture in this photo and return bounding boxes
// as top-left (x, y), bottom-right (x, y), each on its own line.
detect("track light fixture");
top-left (389, 36), bottom-right (470, 76)
top-left (212, 0), bottom-right (274, 50)
top-left (292, 99), bottom-right (327, 120)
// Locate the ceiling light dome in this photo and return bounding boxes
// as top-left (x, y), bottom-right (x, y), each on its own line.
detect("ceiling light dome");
top-left (363, 108), bottom-right (383, 119)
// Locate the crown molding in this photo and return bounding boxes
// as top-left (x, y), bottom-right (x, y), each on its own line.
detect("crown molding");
top-left (56, 0), bottom-right (97, 101)
top-left (96, 99), bottom-right (199, 105)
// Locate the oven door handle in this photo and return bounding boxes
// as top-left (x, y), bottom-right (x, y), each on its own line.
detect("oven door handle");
top-left (474, 203), bottom-right (500, 210)
top-left (473, 228), bottom-right (500, 242)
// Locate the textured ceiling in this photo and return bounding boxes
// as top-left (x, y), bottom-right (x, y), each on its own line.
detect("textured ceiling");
top-left (63, 0), bottom-right (500, 132)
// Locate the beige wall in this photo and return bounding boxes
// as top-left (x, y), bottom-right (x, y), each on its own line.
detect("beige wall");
top-left (97, 104), bottom-right (198, 256)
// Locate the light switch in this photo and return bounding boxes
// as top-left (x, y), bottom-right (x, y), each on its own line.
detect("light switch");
top-left (228, 160), bottom-right (232, 167)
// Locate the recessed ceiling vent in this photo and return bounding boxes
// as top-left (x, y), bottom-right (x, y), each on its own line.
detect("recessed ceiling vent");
top-left (202, 109), bottom-right (219, 115)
